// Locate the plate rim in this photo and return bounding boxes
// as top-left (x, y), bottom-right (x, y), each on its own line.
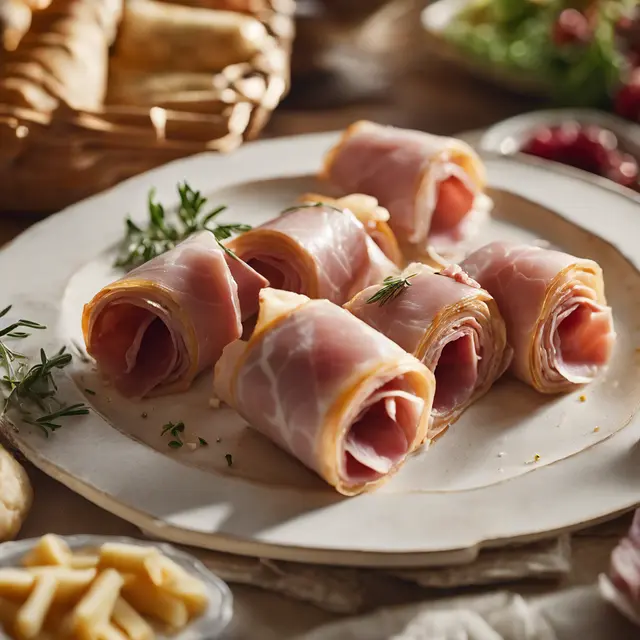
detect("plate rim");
top-left (1, 130), bottom-right (639, 568)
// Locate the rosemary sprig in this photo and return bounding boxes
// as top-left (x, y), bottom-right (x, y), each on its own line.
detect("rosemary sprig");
top-left (114, 181), bottom-right (251, 270)
top-left (0, 307), bottom-right (89, 437)
top-left (0, 305), bottom-right (41, 388)
top-left (23, 404), bottom-right (90, 438)
top-left (366, 273), bottom-right (417, 307)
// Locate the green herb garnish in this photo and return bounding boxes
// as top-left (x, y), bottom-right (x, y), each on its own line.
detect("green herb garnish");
top-left (366, 273), bottom-right (417, 307)
top-left (84, 388), bottom-right (96, 396)
top-left (198, 437), bottom-right (208, 446)
top-left (70, 339), bottom-right (90, 363)
top-left (23, 404), bottom-right (90, 437)
top-left (115, 182), bottom-right (251, 271)
top-left (162, 421), bottom-right (186, 449)
top-left (225, 453), bottom-right (233, 467)
top-left (0, 306), bottom-right (89, 437)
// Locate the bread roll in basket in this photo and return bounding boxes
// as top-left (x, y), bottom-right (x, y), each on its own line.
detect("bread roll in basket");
top-left (0, 0), bottom-right (293, 212)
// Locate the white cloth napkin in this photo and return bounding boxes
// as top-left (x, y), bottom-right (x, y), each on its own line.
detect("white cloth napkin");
top-left (294, 587), bottom-right (639, 640)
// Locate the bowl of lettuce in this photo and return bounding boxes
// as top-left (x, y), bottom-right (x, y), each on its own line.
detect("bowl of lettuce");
top-left (422, 0), bottom-right (638, 111)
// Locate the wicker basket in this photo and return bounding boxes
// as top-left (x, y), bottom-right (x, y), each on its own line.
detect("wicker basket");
top-left (0, 0), bottom-right (294, 213)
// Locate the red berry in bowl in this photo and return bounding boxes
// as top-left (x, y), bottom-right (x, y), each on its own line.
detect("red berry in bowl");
top-left (520, 122), bottom-right (638, 190)
top-left (570, 126), bottom-right (617, 173)
top-left (554, 121), bottom-right (580, 148)
top-left (552, 9), bottom-right (591, 46)
top-left (520, 127), bottom-right (557, 160)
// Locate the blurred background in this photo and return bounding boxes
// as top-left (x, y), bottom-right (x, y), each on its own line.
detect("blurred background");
top-left (277, 0), bottom-right (638, 132)
top-left (277, 0), bottom-right (536, 134)
top-left (0, 0), bottom-right (638, 214)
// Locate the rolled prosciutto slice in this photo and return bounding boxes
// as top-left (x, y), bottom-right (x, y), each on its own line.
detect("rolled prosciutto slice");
top-left (83, 231), bottom-right (268, 399)
top-left (345, 263), bottom-right (510, 438)
top-left (227, 203), bottom-right (398, 305)
top-left (214, 288), bottom-right (435, 495)
top-left (461, 241), bottom-right (615, 393)
top-left (298, 192), bottom-right (404, 266)
top-left (600, 509), bottom-right (640, 626)
top-left (321, 120), bottom-right (488, 248)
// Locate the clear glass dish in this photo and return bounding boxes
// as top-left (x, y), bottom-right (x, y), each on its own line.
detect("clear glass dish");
top-left (0, 534), bottom-right (233, 639)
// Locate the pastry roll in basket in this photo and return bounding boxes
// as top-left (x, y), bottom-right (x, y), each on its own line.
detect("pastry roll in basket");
top-left (346, 262), bottom-right (510, 438)
top-left (83, 231), bottom-right (268, 399)
top-left (215, 288), bottom-right (435, 496)
top-left (228, 203), bottom-right (398, 305)
top-left (461, 241), bottom-right (616, 393)
top-left (0, 0), bottom-right (47, 51)
top-left (115, 0), bottom-right (269, 73)
top-left (322, 121), bottom-right (489, 251)
top-left (0, 0), bottom-right (122, 111)
top-left (153, 0), bottom-right (261, 11)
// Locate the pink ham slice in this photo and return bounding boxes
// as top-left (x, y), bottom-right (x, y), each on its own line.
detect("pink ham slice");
top-left (600, 509), bottom-right (640, 626)
top-left (321, 121), bottom-right (487, 249)
top-left (82, 231), bottom-right (268, 399)
top-left (214, 288), bottom-right (435, 496)
top-left (345, 262), bottom-right (510, 439)
top-left (297, 192), bottom-right (404, 266)
top-left (227, 203), bottom-right (398, 305)
top-left (460, 241), bottom-right (615, 393)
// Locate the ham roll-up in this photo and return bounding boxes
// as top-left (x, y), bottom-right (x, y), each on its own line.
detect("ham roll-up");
top-left (461, 241), bottom-right (616, 393)
top-left (83, 231), bottom-right (268, 399)
top-left (321, 121), bottom-right (488, 249)
top-left (214, 288), bottom-right (435, 495)
top-left (227, 203), bottom-right (398, 305)
top-left (298, 192), bottom-right (404, 266)
top-left (345, 263), bottom-right (510, 438)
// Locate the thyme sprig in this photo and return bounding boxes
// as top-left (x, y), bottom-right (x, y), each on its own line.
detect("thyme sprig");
top-left (366, 273), bottom-right (417, 307)
top-left (161, 421), bottom-right (185, 449)
top-left (115, 181), bottom-right (251, 270)
top-left (23, 404), bottom-right (90, 437)
top-left (161, 421), bottom-right (210, 450)
top-left (0, 306), bottom-right (89, 437)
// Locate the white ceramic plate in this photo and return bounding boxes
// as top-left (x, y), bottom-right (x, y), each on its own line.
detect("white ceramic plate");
top-left (1, 132), bottom-right (640, 568)
top-left (0, 535), bottom-right (233, 639)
